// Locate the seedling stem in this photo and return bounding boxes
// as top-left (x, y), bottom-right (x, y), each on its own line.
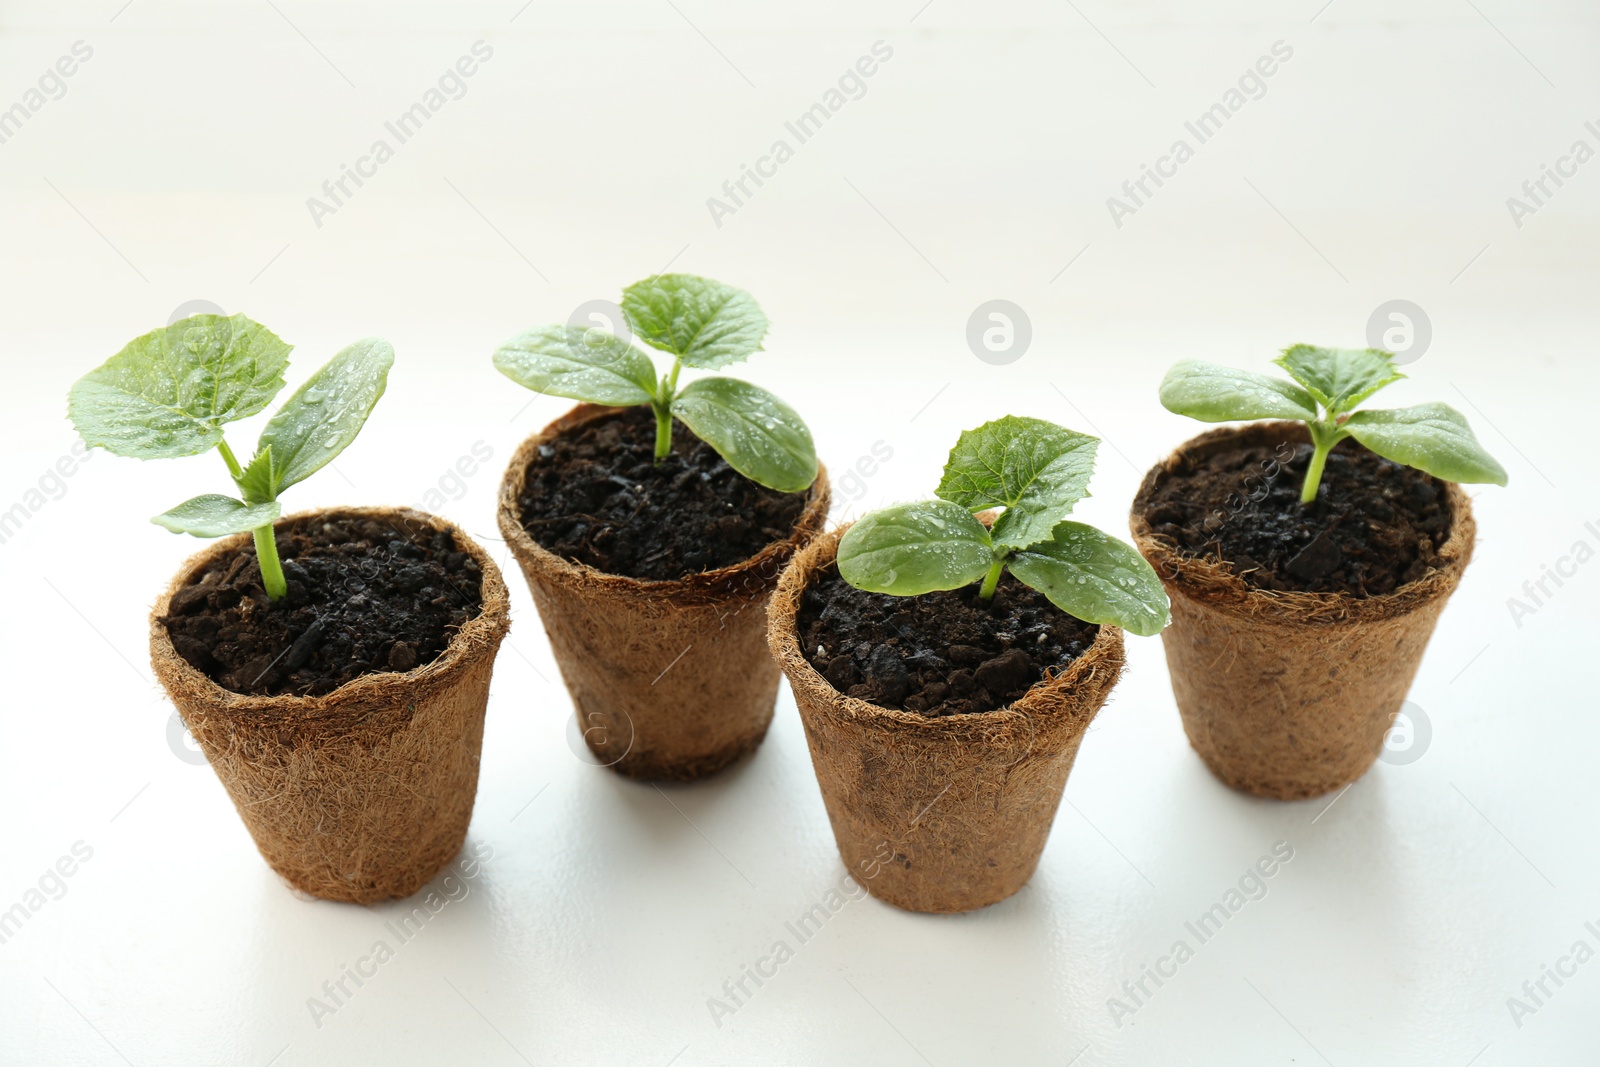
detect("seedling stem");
top-left (652, 358), bottom-right (684, 463)
top-left (1300, 422), bottom-right (1341, 504)
top-left (978, 558), bottom-right (1004, 600)
top-left (252, 526), bottom-right (288, 599)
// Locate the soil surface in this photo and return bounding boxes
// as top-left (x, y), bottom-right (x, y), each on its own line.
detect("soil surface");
top-left (161, 514), bottom-right (483, 697)
top-left (518, 406), bottom-right (809, 581)
top-left (1139, 436), bottom-right (1452, 596)
top-left (797, 568), bottom-right (1099, 717)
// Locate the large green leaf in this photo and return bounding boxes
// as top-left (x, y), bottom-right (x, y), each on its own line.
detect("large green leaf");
top-left (934, 416), bottom-right (1099, 550)
top-left (253, 337), bottom-right (393, 497)
top-left (671, 377), bottom-right (817, 493)
top-left (621, 274), bottom-right (767, 370)
top-left (1343, 402), bottom-right (1508, 486)
top-left (1008, 521), bottom-right (1170, 636)
top-left (1159, 360), bottom-right (1318, 423)
top-left (152, 494), bottom-right (280, 537)
top-left (1273, 345), bottom-right (1403, 414)
top-left (493, 325), bottom-right (657, 406)
top-left (837, 500), bottom-right (995, 596)
top-left (67, 314), bottom-right (291, 459)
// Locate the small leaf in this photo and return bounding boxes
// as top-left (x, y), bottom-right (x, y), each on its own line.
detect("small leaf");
top-left (493, 325), bottom-right (657, 406)
top-left (235, 445), bottom-right (276, 505)
top-left (1273, 345), bottom-right (1403, 414)
top-left (935, 415), bottom-right (1099, 550)
top-left (1158, 360), bottom-right (1318, 422)
top-left (152, 494), bottom-right (280, 537)
top-left (1343, 402), bottom-right (1509, 486)
top-left (256, 337), bottom-right (393, 496)
top-left (67, 314), bottom-right (292, 459)
top-left (621, 274), bottom-right (767, 370)
top-left (837, 501), bottom-right (995, 596)
top-left (1009, 521), bottom-right (1171, 636)
top-left (672, 377), bottom-right (817, 492)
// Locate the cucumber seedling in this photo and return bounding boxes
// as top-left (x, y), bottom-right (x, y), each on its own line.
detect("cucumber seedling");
top-left (492, 273), bottom-right (818, 493)
top-left (836, 416), bottom-right (1170, 636)
top-left (1159, 346), bottom-right (1508, 503)
top-left (67, 314), bottom-right (393, 599)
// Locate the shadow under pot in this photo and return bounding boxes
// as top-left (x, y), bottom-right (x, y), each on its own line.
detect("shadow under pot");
top-left (498, 403), bottom-right (831, 782)
top-left (767, 522), bottom-right (1126, 914)
top-left (149, 506), bottom-right (510, 904)
top-left (1129, 421), bottom-right (1475, 800)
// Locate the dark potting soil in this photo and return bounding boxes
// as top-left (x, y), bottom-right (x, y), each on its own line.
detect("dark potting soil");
top-left (1140, 436), bottom-right (1452, 596)
top-left (797, 568), bottom-right (1099, 717)
top-left (517, 406), bottom-right (810, 581)
top-left (161, 515), bottom-right (483, 697)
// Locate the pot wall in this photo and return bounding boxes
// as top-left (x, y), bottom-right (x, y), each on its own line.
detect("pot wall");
top-left (1129, 422), bottom-right (1475, 800)
top-left (149, 506), bottom-right (510, 903)
top-left (768, 524), bottom-right (1126, 914)
top-left (498, 404), bottom-right (831, 781)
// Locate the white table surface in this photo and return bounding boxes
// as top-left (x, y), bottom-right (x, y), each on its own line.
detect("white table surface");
top-left (2, 2), bottom-right (1596, 1064)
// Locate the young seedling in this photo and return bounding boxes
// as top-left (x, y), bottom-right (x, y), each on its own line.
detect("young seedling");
top-left (492, 274), bottom-right (818, 493)
top-left (67, 314), bottom-right (394, 599)
top-left (1159, 346), bottom-right (1508, 503)
top-left (836, 416), bottom-right (1170, 637)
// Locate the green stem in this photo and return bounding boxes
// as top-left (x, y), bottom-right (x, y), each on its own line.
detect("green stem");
top-left (652, 403), bottom-right (673, 463)
top-left (978, 558), bottom-right (1005, 600)
top-left (1300, 423), bottom-right (1338, 504)
top-left (223, 438), bottom-right (285, 598)
top-left (652, 358), bottom-right (683, 464)
top-left (217, 439), bottom-right (244, 480)
top-left (253, 524), bottom-right (288, 600)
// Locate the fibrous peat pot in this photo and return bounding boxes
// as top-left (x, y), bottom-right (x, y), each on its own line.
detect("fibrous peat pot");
top-left (1129, 422), bottom-right (1475, 801)
top-left (768, 524), bottom-right (1126, 914)
top-left (149, 507), bottom-right (510, 904)
top-left (499, 404), bottom-right (831, 782)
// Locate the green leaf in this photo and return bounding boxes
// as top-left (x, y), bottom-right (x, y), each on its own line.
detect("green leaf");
top-left (235, 445), bottom-right (276, 505)
top-left (934, 416), bottom-right (1099, 550)
top-left (152, 494), bottom-right (280, 537)
top-left (1009, 521), bottom-right (1171, 637)
top-left (1343, 402), bottom-right (1509, 486)
top-left (255, 337), bottom-right (393, 497)
top-left (671, 377), bottom-right (817, 492)
top-left (493, 325), bottom-right (657, 406)
top-left (621, 274), bottom-right (767, 370)
top-left (67, 314), bottom-right (292, 459)
top-left (837, 500), bottom-right (995, 596)
top-left (1158, 360), bottom-right (1318, 423)
top-left (1273, 345), bottom-right (1404, 414)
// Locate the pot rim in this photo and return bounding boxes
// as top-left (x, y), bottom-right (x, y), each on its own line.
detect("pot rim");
top-left (767, 520), bottom-right (1125, 736)
top-left (149, 505), bottom-right (510, 719)
top-left (1128, 420), bottom-right (1476, 626)
top-left (496, 402), bottom-right (831, 604)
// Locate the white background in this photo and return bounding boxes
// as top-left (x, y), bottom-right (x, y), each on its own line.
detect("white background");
top-left (1, 1), bottom-right (1596, 1064)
